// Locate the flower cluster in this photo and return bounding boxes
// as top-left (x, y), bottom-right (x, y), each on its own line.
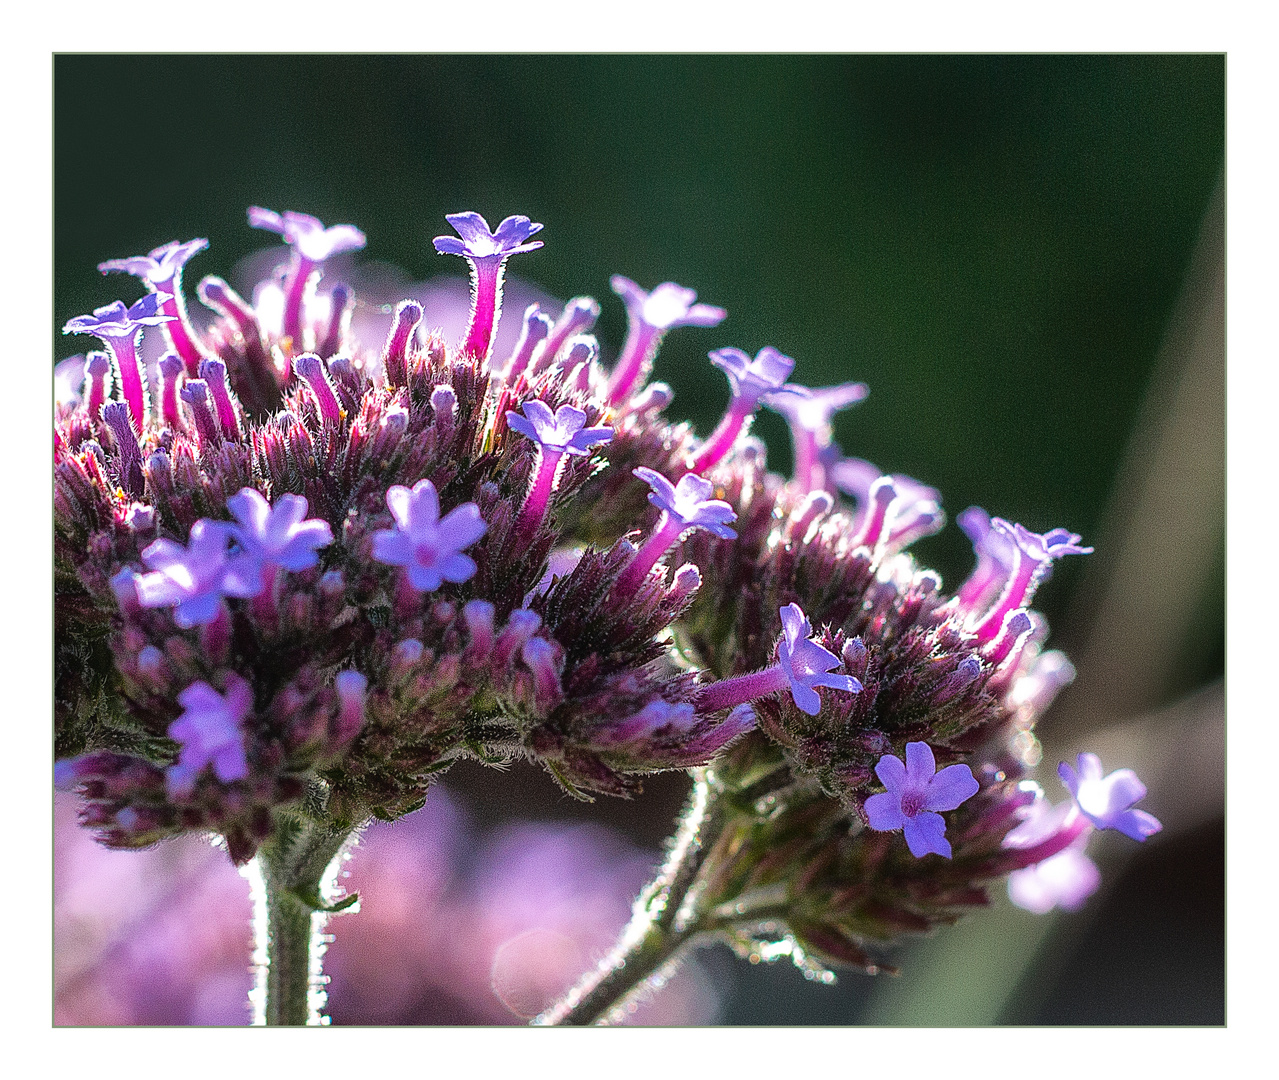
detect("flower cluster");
top-left (55, 203), bottom-right (1157, 997)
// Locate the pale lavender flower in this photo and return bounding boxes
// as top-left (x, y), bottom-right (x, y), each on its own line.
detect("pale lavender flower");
top-left (763, 381), bottom-right (869, 491)
top-left (955, 506), bottom-right (1019, 611)
top-left (633, 468), bottom-right (738, 538)
top-left (688, 347), bottom-right (796, 473)
top-left (1058, 753), bottom-right (1162, 841)
top-left (605, 277), bottom-right (726, 404)
top-left (370, 479), bottom-right (487, 593)
top-left (165, 675), bottom-right (253, 798)
top-left (506, 401), bottom-right (613, 456)
top-left (222, 488), bottom-right (334, 598)
top-left (247, 207), bottom-right (367, 263)
top-left (1002, 794), bottom-right (1101, 913)
top-left (777, 602), bottom-right (863, 716)
top-left (973, 519), bottom-right (1094, 643)
top-left (135, 520), bottom-right (235, 627)
top-left (433, 212), bottom-right (544, 260)
top-left (864, 741), bottom-right (980, 858)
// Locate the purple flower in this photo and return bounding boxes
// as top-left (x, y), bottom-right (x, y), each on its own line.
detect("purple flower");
top-left (135, 520), bottom-right (235, 627)
top-left (432, 212), bottom-right (544, 259)
top-left (247, 207), bottom-right (367, 262)
top-left (1003, 795), bottom-right (1100, 913)
top-left (763, 382), bottom-right (869, 490)
top-left (632, 468), bottom-right (738, 539)
top-left (777, 603), bottom-right (863, 716)
top-left (506, 401), bottom-right (613, 456)
top-left (973, 519), bottom-right (1094, 643)
top-left (165, 676), bottom-right (253, 798)
top-left (62, 294), bottom-right (174, 340)
top-left (1058, 753), bottom-right (1162, 842)
top-left (610, 277), bottom-right (726, 331)
top-left (864, 741), bottom-right (980, 859)
top-left (1003, 522), bottom-right (1094, 561)
top-left (99, 239), bottom-right (209, 285)
top-left (708, 346), bottom-right (796, 404)
top-left (371, 479), bottom-right (488, 592)
top-left (222, 488), bottom-right (334, 598)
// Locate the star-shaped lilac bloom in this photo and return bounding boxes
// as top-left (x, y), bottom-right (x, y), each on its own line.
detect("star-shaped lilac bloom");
top-left (223, 488), bottom-right (334, 598)
top-left (506, 401), bottom-right (613, 456)
top-left (708, 346), bottom-right (796, 404)
top-left (1001, 521), bottom-right (1094, 561)
top-left (165, 675), bottom-right (253, 798)
top-left (1002, 794), bottom-right (1101, 913)
top-left (633, 467), bottom-right (738, 538)
top-left (247, 207), bottom-right (367, 262)
top-left (135, 520), bottom-right (235, 627)
top-left (370, 479), bottom-right (488, 592)
top-left (432, 212), bottom-right (544, 259)
top-left (864, 741), bottom-right (980, 858)
top-left (62, 294), bottom-right (174, 340)
top-left (1058, 753), bottom-right (1162, 842)
top-left (99, 238), bottom-right (210, 285)
top-left (764, 381), bottom-right (869, 435)
top-left (777, 602), bottom-right (863, 716)
top-left (610, 277), bottom-right (727, 331)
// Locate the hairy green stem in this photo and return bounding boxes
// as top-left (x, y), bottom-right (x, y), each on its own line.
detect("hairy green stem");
top-left (246, 812), bottom-right (362, 1026)
top-left (534, 769), bottom-right (729, 1026)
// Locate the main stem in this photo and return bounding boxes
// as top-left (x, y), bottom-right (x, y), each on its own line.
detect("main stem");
top-left (247, 813), bottom-right (361, 1026)
top-left (534, 770), bottom-right (729, 1026)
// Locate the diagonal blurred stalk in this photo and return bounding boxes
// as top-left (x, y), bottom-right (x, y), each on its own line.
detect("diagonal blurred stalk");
top-left (862, 174), bottom-right (1223, 1026)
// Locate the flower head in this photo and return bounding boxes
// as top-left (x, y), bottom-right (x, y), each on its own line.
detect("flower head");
top-left (247, 207), bottom-right (367, 262)
top-left (776, 602), bottom-right (862, 715)
top-left (708, 346), bottom-right (796, 404)
top-left (506, 401), bottom-right (613, 456)
top-left (223, 488), bottom-right (334, 598)
top-left (62, 294), bottom-right (174, 341)
top-left (135, 520), bottom-right (235, 627)
top-left (165, 676), bottom-right (253, 797)
top-left (864, 741), bottom-right (980, 858)
top-left (99, 238), bottom-right (209, 285)
top-left (433, 212), bottom-right (544, 260)
top-left (370, 479), bottom-right (488, 592)
top-left (1058, 753), bottom-right (1162, 841)
top-left (610, 277), bottom-right (726, 331)
top-left (632, 468), bottom-right (737, 538)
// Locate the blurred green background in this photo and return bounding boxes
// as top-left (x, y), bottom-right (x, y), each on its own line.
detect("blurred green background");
top-left (54, 54), bottom-right (1224, 1025)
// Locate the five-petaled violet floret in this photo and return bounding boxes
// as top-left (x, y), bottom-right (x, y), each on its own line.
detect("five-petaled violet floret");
top-left (165, 675), bottom-right (254, 798)
top-left (865, 742), bottom-right (980, 859)
top-left (370, 478), bottom-right (488, 592)
top-left (223, 488), bottom-right (334, 598)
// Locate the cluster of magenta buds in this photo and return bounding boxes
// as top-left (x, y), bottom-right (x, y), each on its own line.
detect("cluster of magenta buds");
top-left (55, 203), bottom-right (1160, 1021)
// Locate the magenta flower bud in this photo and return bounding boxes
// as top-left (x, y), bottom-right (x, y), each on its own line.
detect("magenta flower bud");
top-left (606, 277), bottom-right (726, 405)
top-left (430, 385), bottom-right (457, 423)
top-left (110, 567), bottom-right (142, 614)
top-left (178, 379), bottom-right (221, 450)
top-left (392, 638), bottom-right (424, 673)
top-left (334, 670), bottom-right (368, 745)
top-left (688, 346), bottom-right (795, 473)
top-left (83, 351), bottom-right (112, 420)
top-left (503, 303), bottom-right (554, 383)
top-left (433, 211), bottom-right (544, 361)
top-left (100, 238), bottom-right (210, 374)
top-left (136, 644), bottom-right (165, 679)
top-left (668, 563), bottom-right (702, 604)
top-left (864, 742), bottom-right (980, 859)
top-left (157, 353), bottom-right (184, 429)
top-left (785, 490), bottom-right (835, 543)
top-left (196, 275), bottom-right (277, 408)
top-left (540, 296), bottom-right (601, 372)
top-left (594, 700), bottom-right (698, 748)
top-left (318, 282), bottom-right (352, 360)
top-left (982, 609), bottom-right (1034, 665)
top-left (629, 381), bottom-right (674, 413)
top-left (494, 609), bottom-right (543, 670)
top-left (102, 401), bottom-right (145, 499)
top-left (522, 637), bottom-right (565, 714)
top-left (931, 655), bottom-right (983, 706)
top-left (382, 299), bottom-right (423, 386)
top-left (462, 599), bottom-right (496, 661)
top-left (293, 353), bottom-right (344, 426)
top-left (198, 359), bottom-right (241, 440)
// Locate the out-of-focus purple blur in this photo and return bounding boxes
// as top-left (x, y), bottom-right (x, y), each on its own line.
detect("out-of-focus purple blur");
top-left (54, 786), bottom-right (719, 1025)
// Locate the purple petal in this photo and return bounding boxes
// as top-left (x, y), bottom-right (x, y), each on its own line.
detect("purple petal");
top-left (432, 235), bottom-right (469, 256)
top-left (779, 602), bottom-right (809, 647)
top-left (865, 791), bottom-right (907, 832)
top-left (810, 671), bottom-right (863, 695)
top-left (788, 681), bottom-right (822, 716)
top-left (505, 412), bottom-right (540, 442)
top-left (681, 302), bottom-right (728, 327)
top-left (903, 812), bottom-right (952, 859)
top-left (370, 530), bottom-right (412, 567)
top-left (566, 425), bottom-right (613, 454)
top-left (924, 763), bottom-right (980, 812)
top-left (904, 741), bottom-right (937, 785)
top-left (1114, 808), bottom-right (1163, 842)
top-left (439, 503), bottom-right (488, 549)
top-left (247, 206), bottom-right (285, 234)
top-left (439, 552), bottom-right (478, 584)
top-left (874, 752), bottom-right (907, 793)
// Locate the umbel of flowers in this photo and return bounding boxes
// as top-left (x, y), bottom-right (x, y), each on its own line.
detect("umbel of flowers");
top-left (54, 206), bottom-right (1159, 1026)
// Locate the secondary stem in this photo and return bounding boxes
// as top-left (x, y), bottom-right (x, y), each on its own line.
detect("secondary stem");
top-left (534, 769), bottom-right (728, 1026)
top-left (248, 811), bottom-right (361, 1026)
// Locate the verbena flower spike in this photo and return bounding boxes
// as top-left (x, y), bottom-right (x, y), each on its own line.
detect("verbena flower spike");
top-left (55, 203), bottom-right (1160, 1028)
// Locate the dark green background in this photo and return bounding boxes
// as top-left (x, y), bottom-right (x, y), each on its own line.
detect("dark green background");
top-left (54, 54), bottom-right (1224, 1024)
